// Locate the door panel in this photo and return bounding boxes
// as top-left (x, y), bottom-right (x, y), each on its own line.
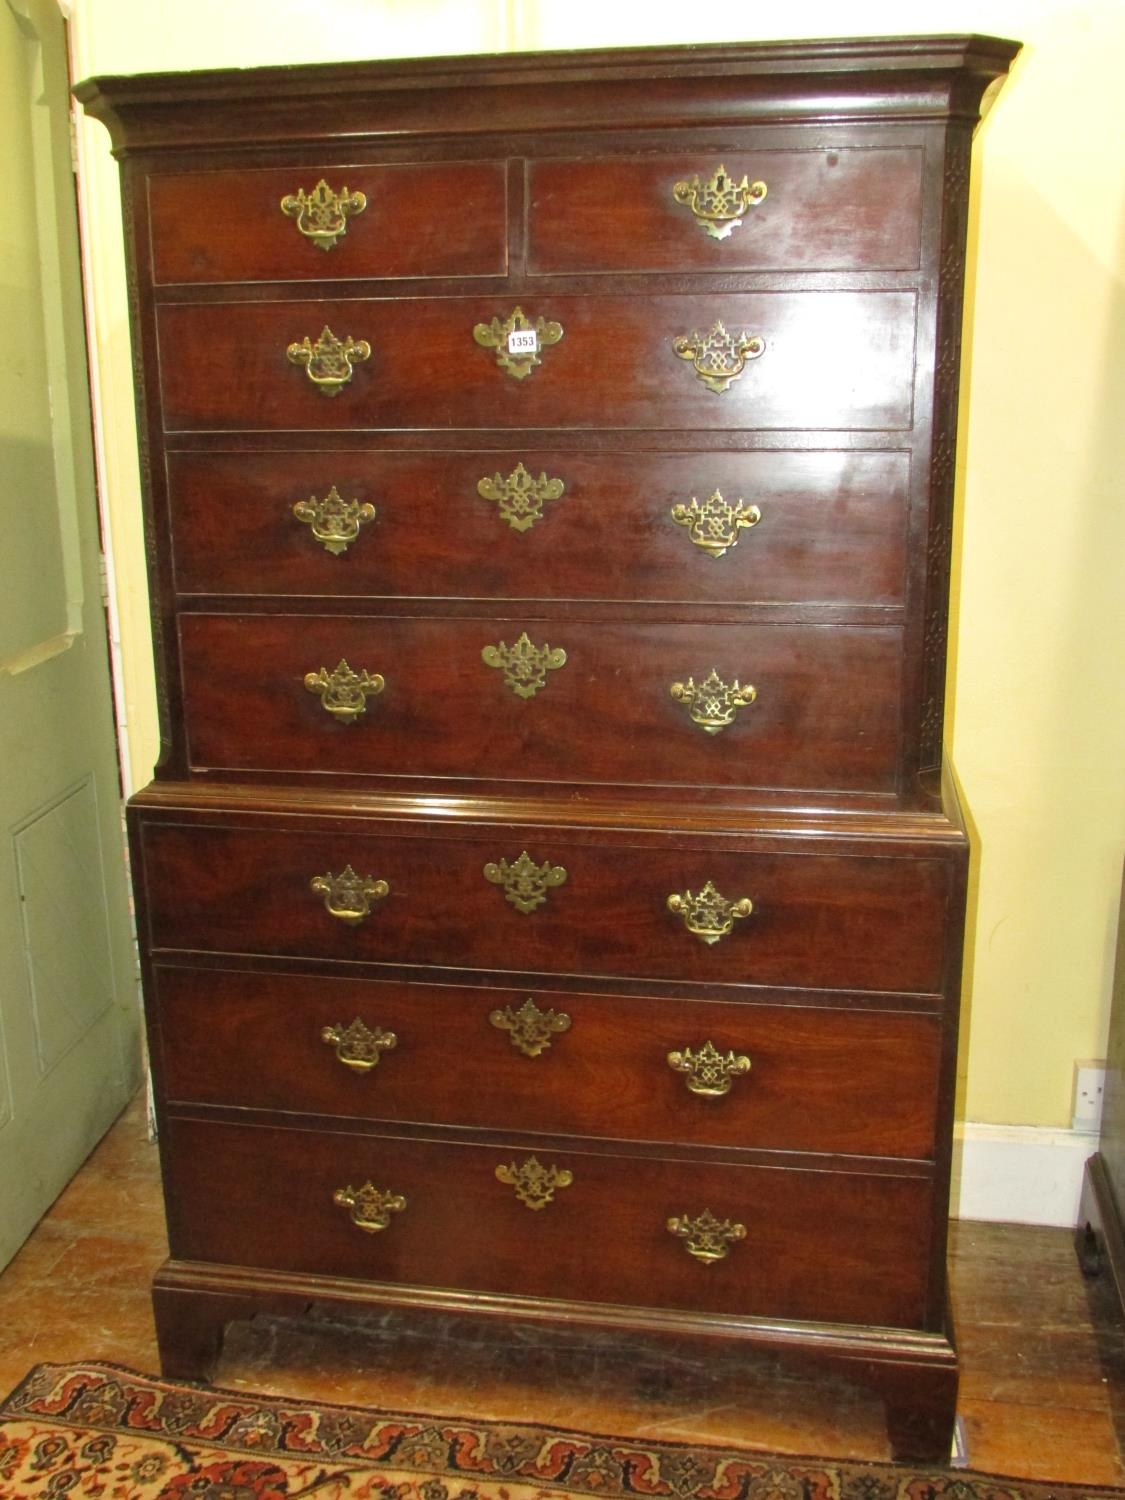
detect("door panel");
top-left (14, 780), bottom-right (117, 1071)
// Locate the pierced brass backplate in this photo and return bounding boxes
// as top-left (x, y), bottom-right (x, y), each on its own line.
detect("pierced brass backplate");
top-left (481, 633), bottom-right (567, 698)
top-left (478, 463), bottom-right (566, 532)
top-left (473, 306), bottom-right (563, 381)
top-left (483, 851), bottom-right (568, 914)
top-left (673, 320), bottom-right (764, 395)
top-left (670, 669), bottom-right (757, 734)
top-left (672, 165), bottom-right (767, 240)
top-left (490, 997), bottom-right (572, 1057)
top-left (293, 486), bottom-right (376, 555)
top-left (667, 1208), bottom-right (747, 1263)
top-left (671, 490), bottom-right (762, 559)
top-left (667, 1041), bottom-right (752, 1098)
top-left (280, 179), bottom-right (367, 250)
top-left (495, 1155), bottom-right (573, 1210)
top-left (310, 865), bottom-right (389, 924)
top-left (304, 659), bottom-right (385, 723)
top-left (667, 881), bottom-right (753, 945)
top-left (333, 1181), bottom-right (405, 1233)
top-left (287, 325), bottom-right (371, 396)
top-left (321, 1017), bottom-right (397, 1072)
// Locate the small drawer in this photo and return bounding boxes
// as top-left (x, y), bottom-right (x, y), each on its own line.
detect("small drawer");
top-left (163, 1116), bottom-right (934, 1329)
top-left (527, 148), bottom-right (924, 274)
top-left (136, 817), bottom-right (956, 995)
top-left (147, 162), bottom-right (508, 284)
top-left (155, 965), bottom-right (943, 1159)
top-left (154, 291), bottom-right (917, 433)
top-left (177, 613), bottom-right (902, 795)
top-left (167, 448), bottom-right (911, 609)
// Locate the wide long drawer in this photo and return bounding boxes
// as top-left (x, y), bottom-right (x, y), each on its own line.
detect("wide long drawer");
top-left (166, 448), bottom-right (911, 608)
top-left (155, 292), bottom-right (917, 432)
top-left (134, 819), bottom-right (956, 995)
top-left (177, 613), bottom-right (902, 794)
top-left (162, 1116), bottom-right (935, 1329)
top-left (154, 965), bottom-right (943, 1159)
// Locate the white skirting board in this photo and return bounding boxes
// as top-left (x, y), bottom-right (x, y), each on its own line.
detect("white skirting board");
top-left (953, 1122), bottom-right (1096, 1226)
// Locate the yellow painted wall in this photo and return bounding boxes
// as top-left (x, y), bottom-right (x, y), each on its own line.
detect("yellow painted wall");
top-left (70, 0), bottom-right (1125, 1131)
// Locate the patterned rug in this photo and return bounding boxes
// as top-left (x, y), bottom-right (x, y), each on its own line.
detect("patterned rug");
top-left (0, 1361), bottom-right (1120, 1500)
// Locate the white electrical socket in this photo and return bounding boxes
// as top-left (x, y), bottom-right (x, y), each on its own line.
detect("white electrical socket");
top-left (1073, 1060), bottom-right (1107, 1132)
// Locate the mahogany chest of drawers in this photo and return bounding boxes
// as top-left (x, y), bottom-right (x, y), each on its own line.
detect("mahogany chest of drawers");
top-left (77, 35), bottom-right (1018, 1462)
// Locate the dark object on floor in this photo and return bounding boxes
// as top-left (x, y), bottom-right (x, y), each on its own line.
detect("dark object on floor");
top-left (1078, 864), bottom-right (1125, 1303)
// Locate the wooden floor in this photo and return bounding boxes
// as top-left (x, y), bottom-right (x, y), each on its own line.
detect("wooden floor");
top-left (0, 1093), bottom-right (1122, 1483)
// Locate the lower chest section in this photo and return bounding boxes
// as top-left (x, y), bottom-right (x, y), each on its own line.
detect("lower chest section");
top-left (135, 797), bottom-right (964, 1337)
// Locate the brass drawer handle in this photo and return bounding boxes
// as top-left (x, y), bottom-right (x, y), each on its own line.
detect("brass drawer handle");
top-left (490, 997), bottom-right (571, 1057)
top-left (670, 670), bottom-right (757, 734)
top-left (473, 305), bottom-right (563, 381)
top-left (482, 633), bottom-right (567, 698)
top-left (484, 851), bottom-right (567, 914)
top-left (667, 881), bottom-right (753, 945)
top-left (293, 487), bottom-right (376, 555)
top-left (310, 865), bottom-right (389, 924)
top-left (673, 320), bottom-right (764, 394)
top-left (496, 1155), bottom-right (573, 1210)
top-left (321, 1017), bottom-right (397, 1072)
top-left (667, 1209), bottom-right (747, 1263)
top-left (333, 1181), bottom-right (405, 1233)
top-left (667, 1041), bottom-right (751, 1098)
top-left (478, 462), bottom-right (566, 532)
top-left (280, 179), bottom-right (367, 250)
top-left (305, 659), bottom-right (385, 723)
top-left (671, 490), bottom-right (761, 558)
top-left (672, 165), bottom-right (767, 240)
top-left (287, 325), bottom-right (371, 396)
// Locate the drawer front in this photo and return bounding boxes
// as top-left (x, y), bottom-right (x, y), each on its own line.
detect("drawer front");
top-left (178, 614), bottom-right (901, 794)
top-left (167, 448), bottom-right (910, 607)
top-left (527, 148), bottom-right (924, 274)
top-left (155, 966), bottom-right (943, 1159)
top-left (147, 162), bottom-right (508, 284)
top-left (155, 292), bottom-right (916, 432)
top-left (163, 1117), bottom-right (933, 1329)
top-left (138, 822), bottom-right (953, 994)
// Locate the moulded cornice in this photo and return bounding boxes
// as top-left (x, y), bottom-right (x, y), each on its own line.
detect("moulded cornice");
top-left (74, 34), bottom-right (1021, 156)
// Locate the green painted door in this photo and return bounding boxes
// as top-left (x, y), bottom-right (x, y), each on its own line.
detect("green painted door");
top-left (0, 0), bottom-right (142, 1270)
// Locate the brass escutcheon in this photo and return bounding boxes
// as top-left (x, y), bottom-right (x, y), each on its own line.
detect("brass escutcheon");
top-left (490, 997), bottom-right (572, 1058)
top-left (478, 462), bottom-right (566, 532)
top-left (667, 1041), bottom-right (752, 1098)
top-left (495, 1155), bottom-right (573, 1210)
top-left (293, 486), bottom-right (376, 555)
top-left (672, 320), bottom-right (764, 395)
top-left (483, 851), bottom-right (568, 915)
top-left (667, 881), bottom-right (753, 945)
top-left (672, 164), bottom-right (767, 240)
top-left (667, 1208), bottom-right (747, 1263)
top-left (280, 179), bottom-right (367, 250)
top-left (321, 1017), bottom-right (397, 1072)
top-left (287, 325), bottom-right (371, 396)
top-left (671, 490), bottom-right (762, 559)
top-left (481, 632), bottom-right (567, 698)
top-left (304, 659), bottom-right (385, 723)
top-left (473, 306), bottom-right (563, 381)
top-left (310, 865), bottom-right (389, 924)
top-left (333, 1181), bottom-right (405, 1233)
top-left (670, 669), bottom-right (757, 734)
